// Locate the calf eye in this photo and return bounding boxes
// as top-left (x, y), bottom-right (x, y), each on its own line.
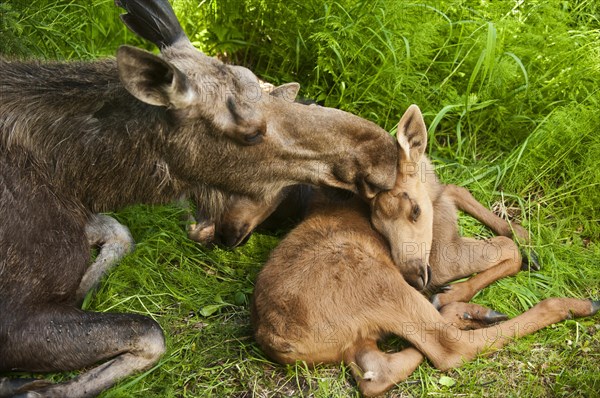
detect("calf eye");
top-left (410, 205), bottom-right (421, 222)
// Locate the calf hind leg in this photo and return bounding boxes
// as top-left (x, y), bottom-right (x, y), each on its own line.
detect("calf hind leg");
top-left (1, 306), bottom-right (165, 398)
top-left (345, 340), bottom-right (422, 398)
top-left (345, 303), bottom-right (505, 397)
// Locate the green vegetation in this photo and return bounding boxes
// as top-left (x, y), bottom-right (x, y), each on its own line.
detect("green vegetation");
top-left (2, 0), bottom-right (599, 396)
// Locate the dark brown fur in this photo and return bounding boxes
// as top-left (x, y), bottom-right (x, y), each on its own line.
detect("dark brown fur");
top-left (0, 0), bottom-right (397, 396)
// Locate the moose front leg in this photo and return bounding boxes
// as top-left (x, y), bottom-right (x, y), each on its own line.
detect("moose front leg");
top-left (75, 214), bottom-right (135, 305)
top-left (1, 307), bottom-right (165, 398)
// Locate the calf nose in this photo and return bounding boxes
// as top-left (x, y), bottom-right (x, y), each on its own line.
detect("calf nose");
top-left (416, 264), bottom-right (432, 291)
top-left (404, 262), bottom-right (431, 291)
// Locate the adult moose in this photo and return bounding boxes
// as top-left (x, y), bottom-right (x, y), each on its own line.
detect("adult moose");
top-left (0, 0), bottom-right (397, 396)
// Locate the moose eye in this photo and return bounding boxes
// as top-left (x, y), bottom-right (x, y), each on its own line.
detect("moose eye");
top-left (244, 129), bottom-right (264, 145)
top-left (410, 205), bottom-right (421, 222)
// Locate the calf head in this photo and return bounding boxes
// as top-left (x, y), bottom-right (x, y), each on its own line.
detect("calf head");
top-left (114, 0), bottom-right (396, 209)
top-left (369, 105), bottom-right (434, 290)
top-left (191, 106), bottom-right (435, 292)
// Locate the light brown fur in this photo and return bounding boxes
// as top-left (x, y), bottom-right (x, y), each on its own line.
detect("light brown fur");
top-left (249, 105), bottom-right (599, 397)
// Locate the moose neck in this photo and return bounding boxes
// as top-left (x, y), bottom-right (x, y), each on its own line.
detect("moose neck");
top-left (0, 58), bottom-right (338, 215)
top-left (1, 57), bottom-right (398, 216)
top-left (0, 58), bottom-right (199, 212)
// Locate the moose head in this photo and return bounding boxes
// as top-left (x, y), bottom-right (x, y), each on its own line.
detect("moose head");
top-left (187, 105), bottom-right (435, 291)
top-left (114, 0), bottom-right (397, 216)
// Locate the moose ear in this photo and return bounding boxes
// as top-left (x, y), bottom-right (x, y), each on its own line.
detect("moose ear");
top-left (397, 104), bottom-right (428, 163)
top-left (116, 45), bottom-right (194, 108)
top-left (357, 175), bottom-right (385, 200)
top-left (270, 82), bottom-right (300, 102)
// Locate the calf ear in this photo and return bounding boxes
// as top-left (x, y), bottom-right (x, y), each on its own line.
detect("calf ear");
top-left (397, 104), bottom-right (428, 163)
top-left (270, 83), bottom-right (300, 102)
top-left (117, 45), bottom-right (194, 108)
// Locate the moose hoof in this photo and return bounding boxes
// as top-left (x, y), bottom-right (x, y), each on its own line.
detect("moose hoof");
top-left (592, 300), bottom-right (600, 315)
top-left (484, 309), bottom-right (509, 324)
top-left (0, 377), bottom-right (52, 398)
top-left (520, 248), bottom-right (541, 271)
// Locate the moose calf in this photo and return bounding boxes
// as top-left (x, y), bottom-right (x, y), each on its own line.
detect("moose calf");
top-left (249, 105), bottom-right (599, 396)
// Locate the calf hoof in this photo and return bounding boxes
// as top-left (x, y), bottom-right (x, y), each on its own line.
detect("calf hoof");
top-left (431, 293), bottom-right (442, 310)
top-left (461, 308), bottom-right (507, 324)
top-left (483, 309), bottom-right (509, 324)
top-left (431, 285), bottom-right (453, 310)
top-left (520, 248), bottom-right (541, 271)
top-left (461, 309), bottom-right (508, 327)
top-left (440, 302), bottom-right (508, 329)
top-left (592, 300), bottom-right (600, 315)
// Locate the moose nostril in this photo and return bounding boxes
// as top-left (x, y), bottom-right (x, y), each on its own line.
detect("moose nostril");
top-left (416, 264), bottom-right (432, 291)
top-left (425, 265), bottom-right (432, 287)
top-left (238, 233), bottom-right (251, 247)
top-left (218, 229), bottom-right (252, 249)
top-left (227, 233), bottom-right (245, 248)
top-left (215, 231), bottom-right (235, 248)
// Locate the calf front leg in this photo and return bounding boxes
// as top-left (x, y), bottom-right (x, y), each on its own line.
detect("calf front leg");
top-left (430, 236), bottom-right (522, 308)
top-left (1, 306), bottom-right (165, 398)
top-left (444, 185), bottom-right (529, 242)
top-left (445, 184), bottom-right (539, 271)
top-left (75, 214), bottom-right (135, 305)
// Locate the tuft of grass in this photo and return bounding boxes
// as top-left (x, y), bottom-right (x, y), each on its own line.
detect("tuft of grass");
top-left (0, 0), bottom-right (147, 59)
top-left (1, 0), bottom-right (599, 397)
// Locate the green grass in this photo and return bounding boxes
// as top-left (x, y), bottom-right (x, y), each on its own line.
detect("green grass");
top-left (2, 0), bottom-right (599, 396)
